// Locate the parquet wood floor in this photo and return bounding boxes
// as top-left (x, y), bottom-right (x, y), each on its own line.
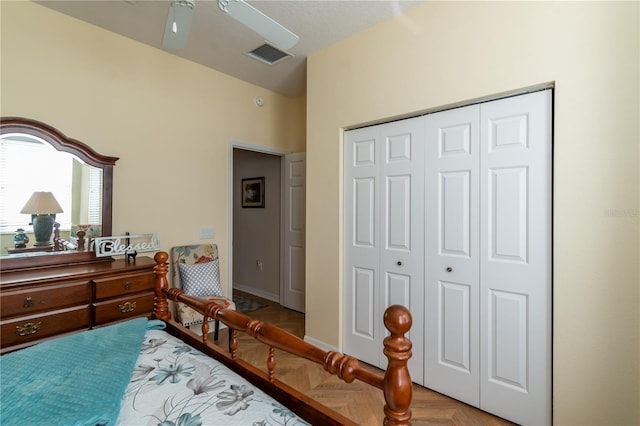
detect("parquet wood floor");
top-left (213, 291), bottom-right (516, 426)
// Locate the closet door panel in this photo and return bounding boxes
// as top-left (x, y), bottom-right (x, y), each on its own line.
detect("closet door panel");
top-left (344, 117), bottom-right (425, 380)
top-left (489, 289), bottom-right (528, 389)
top-left (353, 267), bottom-right (375, 338)
top-left (425, 105), bottom-right (480, 405)
top-left (441, 171), bottom-right (472, 256)
top-left (354, 178), bottom-right (376, 247)
top-left (344, 126), bottom-right (381, 366)
top-left (489, 167), bottom-right (528, 262)
top-left (480, 90), bottom-right (552, 426)
top-left (386, 175), bottom-right (412, 250)
top-left (386, 272), bottom-right (411, 306)
top-left (379, 117), bottom-right (425, 379)
top-left (439, 280), bottom-right (472, 370)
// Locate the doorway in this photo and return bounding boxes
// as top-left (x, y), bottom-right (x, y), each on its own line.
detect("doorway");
top-left (229, 144), bottom-right (306, 313)
top-left (232, 148), bottom-right (281, 301)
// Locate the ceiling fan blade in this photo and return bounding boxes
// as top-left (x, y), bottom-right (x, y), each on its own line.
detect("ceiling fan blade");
top-left (218, 0), bottom-right (299, 50)
top-left (162, 0), bottom-right (195, 49)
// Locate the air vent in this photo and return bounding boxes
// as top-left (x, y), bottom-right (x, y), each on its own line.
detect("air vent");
top-left (247, 43), bottom-right (291, 66)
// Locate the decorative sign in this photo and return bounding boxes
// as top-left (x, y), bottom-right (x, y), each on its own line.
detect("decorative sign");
top-left (94, 233), bottom-right (160, 257)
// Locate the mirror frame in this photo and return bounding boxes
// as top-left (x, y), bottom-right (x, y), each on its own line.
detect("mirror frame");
top-left (0, 117), bottom-right (119, 270)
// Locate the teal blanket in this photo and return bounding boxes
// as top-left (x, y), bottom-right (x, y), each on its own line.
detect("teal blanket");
top-left (1, 318), bottom-right (164, 426)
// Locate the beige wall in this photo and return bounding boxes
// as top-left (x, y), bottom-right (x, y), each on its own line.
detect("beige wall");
top-left (2, 1), bottom-right (639, 424)
top-left (305, 2), bottom-right (639, 425)
top-left (0, 2), bottom-right (305, 291)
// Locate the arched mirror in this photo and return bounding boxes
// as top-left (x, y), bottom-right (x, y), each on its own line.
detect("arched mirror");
top-left (0, 117), bottom-right (118, 270)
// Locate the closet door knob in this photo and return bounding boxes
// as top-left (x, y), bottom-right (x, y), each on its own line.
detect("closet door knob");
top-left (446, 267), bottom-right (453, 272)
top-left (397, 261), bottom-right (402, 266)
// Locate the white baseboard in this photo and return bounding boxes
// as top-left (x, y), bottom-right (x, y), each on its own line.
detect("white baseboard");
top-left (232, 283), bottom-right (279, 303)
top-left (303, 334), bottom-right (339, 353)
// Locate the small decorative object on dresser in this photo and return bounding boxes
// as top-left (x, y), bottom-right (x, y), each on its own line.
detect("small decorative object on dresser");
top-left (94, 233), bottom-right (160, 257)
top-left (12, 229), bottom-right (29, 249)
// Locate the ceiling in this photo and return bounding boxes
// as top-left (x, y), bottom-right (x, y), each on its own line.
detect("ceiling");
top-left (36, 1), bottom-right (421, 97)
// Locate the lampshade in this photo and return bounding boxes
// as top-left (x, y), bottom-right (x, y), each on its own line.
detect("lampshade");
top-left (20, 192), bottom-right (64, 215)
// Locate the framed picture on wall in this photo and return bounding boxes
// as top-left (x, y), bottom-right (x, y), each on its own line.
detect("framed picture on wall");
top-left (241, 177), bottom-right (265, 208)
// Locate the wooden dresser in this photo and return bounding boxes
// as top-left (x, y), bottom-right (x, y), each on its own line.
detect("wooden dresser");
top-left (0, 257), bottom-right (156, 354)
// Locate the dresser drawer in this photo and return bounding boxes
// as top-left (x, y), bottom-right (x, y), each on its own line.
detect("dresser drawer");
top-left (93, 291), bottom-right (154, 325)
top-left (1, 281), bottom-right (91, 319)
top-left (0, 305), bottom-right (91, 350)
top-left (93, 272), bottom-right (154, 301)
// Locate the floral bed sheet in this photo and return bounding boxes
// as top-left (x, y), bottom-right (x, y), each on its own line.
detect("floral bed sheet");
top-left (117, 329), bottom-right (309, 426)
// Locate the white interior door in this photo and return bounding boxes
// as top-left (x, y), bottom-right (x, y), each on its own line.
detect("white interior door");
top-left (479, 90), bottom-right (552, 426)
top-left (344, 118), bottom-right (425, 380)
top-left (282, 153), bottom-right (305, 312)
top-left (425, 104), bottom-right (480, 405)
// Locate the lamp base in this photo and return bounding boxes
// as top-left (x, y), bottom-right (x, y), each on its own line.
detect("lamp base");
top-left (32, 214), bottom-right (55, 246)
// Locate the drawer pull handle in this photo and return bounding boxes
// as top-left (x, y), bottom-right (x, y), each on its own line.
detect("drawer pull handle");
top-left (124, 282), bottom-right (132, 290)
top-left (23, 297), bottom-right (34, 308)
top-left (16, 321), bottom-right (42, 336)
top-left (118, 301), bottom-right (137, 313)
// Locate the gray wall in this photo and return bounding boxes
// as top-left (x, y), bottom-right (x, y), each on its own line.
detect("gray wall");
top-left (232, 149), bottom-right (281, 300)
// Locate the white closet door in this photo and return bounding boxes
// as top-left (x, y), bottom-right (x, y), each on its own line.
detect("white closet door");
top-left (344, 124), bottom-right (381, 366)
top-left (425, 104), bottom-right (480, 405)
top-left (379, 117), bottom-right (425, 379)
top-left (344, 118), bottom-right (425, 381)
top-left (344, 90), bottom-right (552, 426)
top-left (479, 90), bottom-right (552, 426)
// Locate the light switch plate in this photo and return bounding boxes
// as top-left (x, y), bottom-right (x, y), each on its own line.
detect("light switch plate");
top-left (199, 227), bottom-right (214, 239)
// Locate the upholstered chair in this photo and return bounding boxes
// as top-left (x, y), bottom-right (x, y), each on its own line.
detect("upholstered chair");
top-left (170, 244), bottom-right (236, 341)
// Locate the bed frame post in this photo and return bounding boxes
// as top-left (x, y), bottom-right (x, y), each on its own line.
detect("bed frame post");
top-left (153, 251), bottom-right (171, 321)
top-left (382, 305), bottom-right (413, 426)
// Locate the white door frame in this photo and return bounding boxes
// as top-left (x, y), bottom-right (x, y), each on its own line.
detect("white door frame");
top-left (228, 141), bottom-right (288, 301)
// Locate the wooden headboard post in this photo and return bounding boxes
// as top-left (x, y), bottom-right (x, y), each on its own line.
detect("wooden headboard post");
top-left (382, 305), bottom-right (413, 425)
top-left (152, 251), bottom-right (171, 321)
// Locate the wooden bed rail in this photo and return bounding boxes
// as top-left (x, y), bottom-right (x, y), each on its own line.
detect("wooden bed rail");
top-left (152, 251), bottom-right (413, 425)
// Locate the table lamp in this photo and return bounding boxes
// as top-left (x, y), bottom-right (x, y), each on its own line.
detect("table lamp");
top-left (20, 191), bottom-right (64, 246)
